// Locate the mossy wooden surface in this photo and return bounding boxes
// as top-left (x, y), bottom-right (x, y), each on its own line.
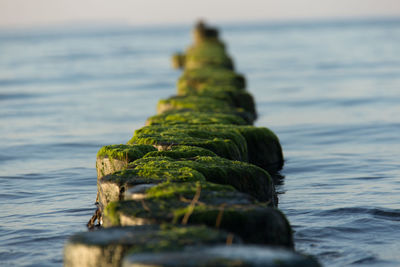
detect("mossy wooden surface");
top-left (177, 86), bottom-right (257, 119)
top-left (234, 126), bottom-right (284, 173)
top-left (129, 157), bottom-right (275, 204)
top-left (98, 154), bottom-right (275, 207)
top-left (157, 95), bottom-right (254, 124)
top-left (157, 95), bottom-right (233, 114)
top-left (163, 156), bottom-right (275, 203)
top-left (143, 145), bottom-right (217, 159)
top-left (142, 181), bottom-right (240, 200)
top-left (131, 156), bottom-right (275, 203)
top-left (97, 144), bottom-right (156, 162)
top-left (128, 124), bottom-right (284, 172)
top-left (184, 40), bottom-right (234, 70)
top-left (96, 145), bottom-right (157, 178)
top-left (97, 162), bottom-right (206, 208)
top-left (147, 111), bottom-right (247, 126)
top-left (64, 225), bottom-right (236, 267)
top-left (177, 67), bottom-right (246, 91)
top-left (128, 125), bottom-right (247, 162)
top-left (123, 245), bottom-right (321, 267)
top-left (103, 197), bottom-right (292, 247)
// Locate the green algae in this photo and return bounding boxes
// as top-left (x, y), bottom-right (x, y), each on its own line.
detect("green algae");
top-left (102, 161), bottom-right (206, 186)
top-left (143, 145), bottom-right (217, 159)
top-left (144, 181), bottom-right (237, 200)
top-left (157, 95), bottom-right (238, 114)
top-left (184, 40), bottom-right (234, 70)
top-left (130, 156), bottom-right (274, 202)
top-left (146, 111), bottom-right (247, 126)
top-left (157, 95), bottom-right (254, 124)
top-left (177, 67), bottom-right (246, 91)
top-left (177, 85), bottom-right (257, 119)
top-left (98, 165), bottom-right (205, 209)
top-left (103, 201), bottom-right (121, 226)
top-left (98, 162), bottom-right (206, 206)
top-left (103, 198), bottom-right (292, 247)
top-left (128, 125), bottom-right (247, 162)
top-left (97, 144), bottom-right (156, 162)
top-left (234, 126), bottom-right (284, 172)
top-left (172, 205), bottom-right (293, 247)
top-left (127, 124), bottom-right (284, 172)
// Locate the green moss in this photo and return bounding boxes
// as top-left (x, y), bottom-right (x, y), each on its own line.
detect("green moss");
top-left (144, 181), bottom-right (236, 200)
top-left (234, 126), bottom-right (284, 173)
top-left (184, 40), bottom-right (234, 70)
top-left (177, 86), bottom-right (257, 119)
top-left (157, 95), bottom-right (234, 113)
top-left (131, 156), bottom-right (274, 202)
top-left (147, 111), bottom-right (247, 126)
top-left (125, 124), bottom-right (283, 172)
top-left (157, 95), bottom-right (254, 124)
top-left (99, 161), bottom-right (206, 192)
top-left (97, 144), bottom-right (156, 162)
top-left (103, 197), bottom-right (292, 247)
top-left (172, 204), bottom-right (293, 247)
top-left (128, 124), bottom-right (247, 162)
top-left (177, 67), bottom-right (246, 91)
top-left (144, 145), bottom-right (217, 159)
top-left (103, 201), bottom-right (120, 226)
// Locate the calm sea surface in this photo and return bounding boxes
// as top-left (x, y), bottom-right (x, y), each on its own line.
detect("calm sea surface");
top-left (1, 19), bottom-right (399, 266)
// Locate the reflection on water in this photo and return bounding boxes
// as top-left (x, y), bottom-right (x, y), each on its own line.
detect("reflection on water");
top-left (1, 19), bottom-right (400, 266)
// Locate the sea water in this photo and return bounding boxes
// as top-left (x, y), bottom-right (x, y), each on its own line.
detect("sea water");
top-left (0, 18), bottom-right (399, 266)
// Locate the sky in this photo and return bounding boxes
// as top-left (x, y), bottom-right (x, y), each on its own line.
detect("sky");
top-left (1, 0), bottom-right (400, 28)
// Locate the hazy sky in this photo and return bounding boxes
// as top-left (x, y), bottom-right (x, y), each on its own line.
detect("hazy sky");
top-left (1, 0), bottom-right (400, 28)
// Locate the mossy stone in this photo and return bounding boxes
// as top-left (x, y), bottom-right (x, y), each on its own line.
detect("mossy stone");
top-left (184, 40), bottom-right (234, 70)
top-left (156, 95), bottom-right (253, 123)
top-left (100, 154), bottom-right (274, 206)
top-left (233, 126), bottom-right (284, 173)
top-left (97, 162), bottom-right (206, 208)
top-left (177, 67), bottom-right (246, 91)
top-left (146, 111), bottom-right (247, 126)
top-left (143, 145), bottom-right (217, 159)
top-left (156, 156), bottom-right (275, 203)
top-left (128, 125), bottom-right (248, 162)
top-left (96, 144), bottom-right (157, 179)
top-left (157, 95), bottom-right (233, 114)
top-left (177, 86), bottom-right (257, 120)
top-left (103, 197), bottom-right (292, 247)
top-left (128, 124), bottom-right (284, 172)
top-left (123, 245), bottom-right (321, 267)
top-left (121, 181), bottom-right (257, 209)
top-left (64, 225), bottom-right (237, 267)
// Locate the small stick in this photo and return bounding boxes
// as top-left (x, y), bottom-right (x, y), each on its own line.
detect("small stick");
top-left (226, 233), bottom-right (234, 245)
top-left (215, 203), bottom-right (227, 228)
top-left (181, 184), bottom-right (201, 225)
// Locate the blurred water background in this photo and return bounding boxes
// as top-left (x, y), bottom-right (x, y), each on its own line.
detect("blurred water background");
top-left (0, 18), bottom-right (399, 266)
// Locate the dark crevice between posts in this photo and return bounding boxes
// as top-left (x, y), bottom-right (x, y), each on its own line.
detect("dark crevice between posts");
top-left (67, 21), bottom-right (321, 267)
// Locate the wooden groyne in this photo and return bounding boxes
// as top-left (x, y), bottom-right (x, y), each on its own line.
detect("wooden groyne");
top-left (64, 21), bottom-right (320, 267)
